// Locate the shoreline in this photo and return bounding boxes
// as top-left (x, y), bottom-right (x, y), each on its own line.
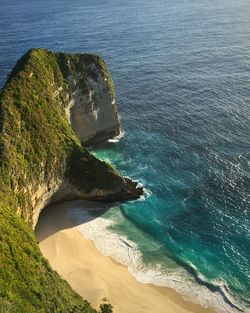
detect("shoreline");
top-left (35, 201), bottom-right (216, 313)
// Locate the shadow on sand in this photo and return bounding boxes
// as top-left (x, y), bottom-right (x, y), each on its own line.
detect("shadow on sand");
top-left (34, 199), bottom-right (117, 242)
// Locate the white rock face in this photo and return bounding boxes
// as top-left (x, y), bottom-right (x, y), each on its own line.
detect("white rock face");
top-left (64, 63), bottom-right (121, 145)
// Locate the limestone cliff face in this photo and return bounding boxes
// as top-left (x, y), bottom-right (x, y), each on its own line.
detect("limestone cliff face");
top-left (0, 48), bottom-right (142, 312)
top-left (64, 62), bottom-right (120, 145)
top-left (57, 52), bottom-right (120, 145)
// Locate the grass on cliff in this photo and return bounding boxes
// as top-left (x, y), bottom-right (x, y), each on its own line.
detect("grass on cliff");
top-left (0, 197), bottom-right (96, 313)
top-left (0, 48), bottom-right (121, 312)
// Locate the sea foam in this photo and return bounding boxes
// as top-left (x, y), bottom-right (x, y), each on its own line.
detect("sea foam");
top-left (69, 204), bottom-right (247, 313)
top-left (108, 129), bottom-right (125, 143)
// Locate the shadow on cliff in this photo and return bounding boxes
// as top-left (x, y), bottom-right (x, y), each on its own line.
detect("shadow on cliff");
top-left (34, 199), bottom-right (116, 242)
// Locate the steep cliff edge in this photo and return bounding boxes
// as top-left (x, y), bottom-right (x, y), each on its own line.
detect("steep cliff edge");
top-left (0, 48), bottom-right (142, 312)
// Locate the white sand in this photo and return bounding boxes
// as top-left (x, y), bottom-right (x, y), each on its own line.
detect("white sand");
top-left (35, 202), bottom-right (215, 313)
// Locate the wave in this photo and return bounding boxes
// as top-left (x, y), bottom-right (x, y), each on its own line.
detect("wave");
top-left (123, 177), bottom-right (152, 202)
top-left (68, 205), bottom-right (248, 313)
top-left (108, 129), bottom-right (125, 143)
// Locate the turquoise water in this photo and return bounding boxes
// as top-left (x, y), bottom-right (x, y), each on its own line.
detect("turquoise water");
top-left (0, 0), bottom-right (249, 311)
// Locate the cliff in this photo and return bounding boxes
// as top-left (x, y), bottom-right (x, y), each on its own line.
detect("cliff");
top-left (0, 48), bottom-right (142, 312)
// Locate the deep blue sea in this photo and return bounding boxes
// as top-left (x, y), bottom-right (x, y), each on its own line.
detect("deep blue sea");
top-left (0, 0), bottom-right (249, 312)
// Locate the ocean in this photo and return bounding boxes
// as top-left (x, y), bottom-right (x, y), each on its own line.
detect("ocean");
top-left (0, 0), bottom-right (249, 312)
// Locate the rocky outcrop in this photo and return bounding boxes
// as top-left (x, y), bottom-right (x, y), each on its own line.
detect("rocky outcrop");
top-left (0, 48), bottom-right (142, 229)
top-left (0, 48), bottom-right (142, 312)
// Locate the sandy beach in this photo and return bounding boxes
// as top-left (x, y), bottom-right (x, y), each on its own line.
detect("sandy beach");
top-left (35, 201), bottom-right (215, 313)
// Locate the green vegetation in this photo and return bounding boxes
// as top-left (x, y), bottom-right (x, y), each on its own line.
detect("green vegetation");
top-left (0, 48), bottom-right (128, 312)
top-left (67, 145), bottom-right (124, 194)
top-left (99, 298), bottom-right (113, 313)
top-left (0, 198), bottom-right (96, 313)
